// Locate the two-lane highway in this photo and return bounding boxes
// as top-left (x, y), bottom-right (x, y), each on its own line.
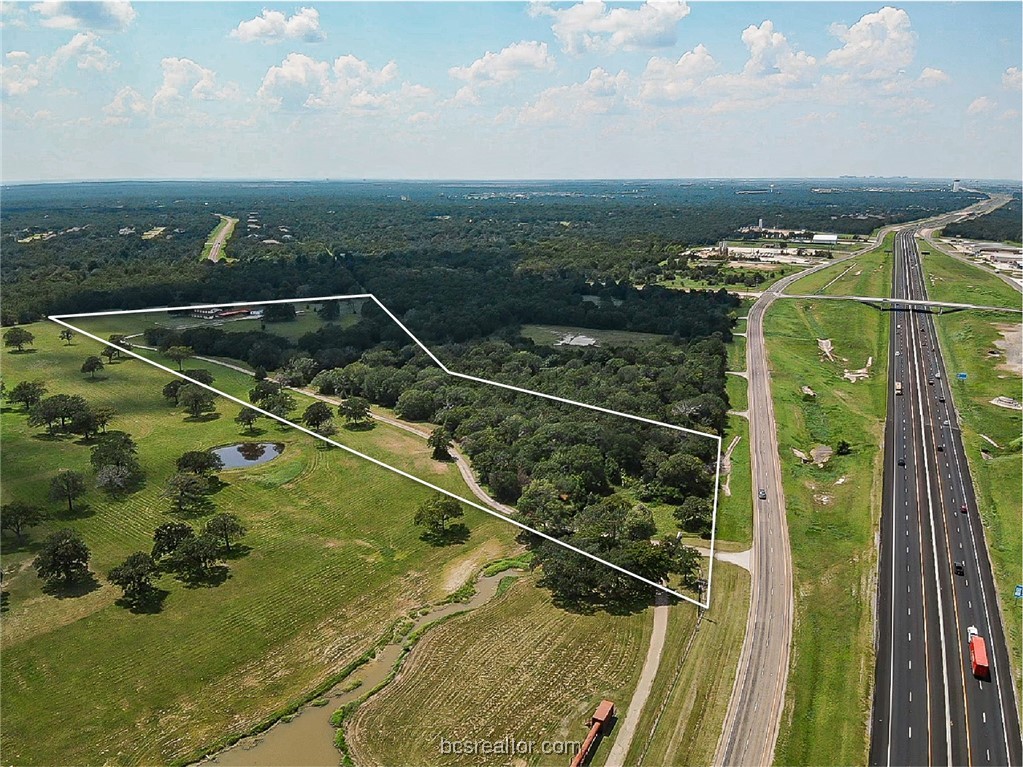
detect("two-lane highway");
top-left (870, 230), bottom-right (1022, 766)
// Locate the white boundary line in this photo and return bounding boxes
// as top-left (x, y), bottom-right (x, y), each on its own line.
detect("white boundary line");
top-left (51, 293), bottom-right (722, 608)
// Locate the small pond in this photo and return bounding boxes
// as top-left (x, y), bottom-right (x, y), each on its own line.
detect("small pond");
top-left (212, 442), bottom-right (284, 469)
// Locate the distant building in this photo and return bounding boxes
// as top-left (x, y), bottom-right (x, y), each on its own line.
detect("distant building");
top-left (953, 179), bottom-right (961, 192)
top-left (812, 233), bottom-right (839, 244)
top-left (192, 307), bottom-right (221, 319)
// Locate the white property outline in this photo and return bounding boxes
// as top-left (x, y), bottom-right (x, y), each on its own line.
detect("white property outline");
top-left (50, 294), bottom-right (723, 608)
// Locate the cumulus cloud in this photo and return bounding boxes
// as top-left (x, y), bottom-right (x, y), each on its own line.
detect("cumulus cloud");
top-left (917, 67), bottom-right (948, 86)
top-left (825, 7), bottom-right (916, 79)
top-left (153, 57), bottom-right (239, 110)
top-left (448, 41), bottom-right (554, 105)
top-left (513, 66), bottom-right (629, 123)
top-left (739, 20), bottom-right (816, 84)
top-left (257, 52), bottom-right (423, 114)
top-left (1003, 67), bottom-right (1022, 90)
top-left (640, 43), bottom-right (715, 101)
top-left (450, 41), bottom-right (554, 83)
top-left (966, 96), bottom-right (994, 115)
top-left (230, 7), bottom-right (325, 43)
top-left (102, 85), bottom-right (147, 123)
top-left (1, 31), bottom-right (116, 96)
top-left (30, 1), bottom-right (136, 31)
top-left (530, 0), bottom-right (689, 54)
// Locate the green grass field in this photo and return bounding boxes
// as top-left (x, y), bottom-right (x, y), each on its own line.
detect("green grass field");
top-left (787, 232), bottom-right (894, 297)
top-left (347, 574), bottom-right (652, 766)
top-left (717, 414), bottom-right (752, 548)
top-left (657, 263), bottom-right (803, 293)
top-left (0, 322), bottom-right (522, 766)
top-left (919, 246), bottom-right (1022, 693)
top-left (726, 335), bottom-right (746, 372)
top-left (70, 303), bottom-right (360, 346)
top-left (625, 564), bottom-right (750, 766)
top-left (519, 324), bottom-right (667, 348)
top-left (726, 372), bottom-right (748, 413)
top-left (919, 239), bottom-right (1021, 309)
top-left (764, 297), bottom-right (889, 766)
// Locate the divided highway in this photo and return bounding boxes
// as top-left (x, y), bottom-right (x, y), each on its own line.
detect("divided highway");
top-left (870, 229), bottom-right (1022, 766)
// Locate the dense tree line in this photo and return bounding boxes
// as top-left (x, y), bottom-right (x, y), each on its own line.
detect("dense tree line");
top-left (942, 196), bottom-right (1022, 243)
top-left (1, 181), bottom-right (980, 324)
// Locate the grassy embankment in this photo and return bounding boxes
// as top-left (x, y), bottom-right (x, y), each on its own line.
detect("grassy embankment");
top-left (624, 565), bottom-right (750, 766)
top-left (200, 214), bottom-right (238, 262)
top-left (918, 241), bottom-right (1022, 693)
top-left (767, 238), bottom-right (892, 765)
top-left (717, 313), bottom-right (752, 548)
top-left (0, 322), bottom-right (523, 766)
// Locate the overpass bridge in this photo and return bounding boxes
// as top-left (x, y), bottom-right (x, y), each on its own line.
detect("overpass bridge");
top-left (779, 292), bottom-right (1022, 315)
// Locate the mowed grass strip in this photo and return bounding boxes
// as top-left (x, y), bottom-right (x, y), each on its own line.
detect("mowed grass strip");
top-left (765, 298), bottom-right (888, 766)
top-left (624, 564), bottom-right (750, 766)
top-left (0, 322), bottom-right (520, 766)
top-left (920, 247), bottom-right (1022, 693)
top-left (347, 575), bottom-right (652, 767)
top-left (717, 414), bottom-right (752, 548)
top-left (919, 240), bottom-right (1021, 308)
top-left (788, 232), bottom-right (895, 297)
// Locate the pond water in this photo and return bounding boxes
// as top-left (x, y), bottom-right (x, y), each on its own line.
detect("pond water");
top-left (212, 443), bottom-right (284, 469)
top-left (205, 568), bottom-right (521, 767)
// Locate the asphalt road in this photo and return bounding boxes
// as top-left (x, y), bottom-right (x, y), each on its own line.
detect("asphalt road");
top-left (714, 199), bottom-right (1007, 767)
top-left (869, 229), bottom-right (1022, 766)
top-left (715, 224), bottom-right (910, 767)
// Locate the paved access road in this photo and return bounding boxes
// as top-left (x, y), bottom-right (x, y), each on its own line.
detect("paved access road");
top-left (870, 229), bottom-right (1022, 766)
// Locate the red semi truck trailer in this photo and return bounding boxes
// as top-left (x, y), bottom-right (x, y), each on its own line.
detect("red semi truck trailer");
top-left (968, 626), bottom-right (990, 679)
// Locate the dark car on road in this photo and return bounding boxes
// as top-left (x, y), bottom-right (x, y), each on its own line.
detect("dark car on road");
top-left (954, 561), bottom-right (966, 576)
top-left (758, 489), bottom-right (767, 500)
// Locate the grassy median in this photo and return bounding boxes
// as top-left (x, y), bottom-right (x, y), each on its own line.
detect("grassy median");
top-left (764, 297), bottom-right (888, 766)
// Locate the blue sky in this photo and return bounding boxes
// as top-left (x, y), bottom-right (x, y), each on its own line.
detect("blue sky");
top-left (1, 1), bottom-right (1020, 180)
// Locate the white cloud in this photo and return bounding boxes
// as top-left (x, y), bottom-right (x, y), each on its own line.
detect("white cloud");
top-left (514, 66), bottom-right (629, 123)
top-left (448, 41), bottom-right (554, 105)
top-left (1, 31), bottom-right (115, 95)
top-left (450, 41), bottom-right (554, 84)
top-left (967, 96), bottom-right (994, 115)
top-left (0, 2), bottom-right (29, 28)
top-left (258, 52), bottom-right (420, 114)
top-left (739, 20), bottom-right (816, 84)
top-left (1003, 67), bottom-right (1022, 90)
top-left (530, 0), bottom-right (689, 54)
top-left (102, 85), bottom-right (147, 124)
top-left (917, 67), bottom-right (948, 86)
top-left (50, 31), bottom-right (116, 72)
top-left (230, 7), bottom-right (325, 44)
top-left (30, 1), bottom-right (135, 31)
top-left (825, 7), bottom-right (916, 80)
top-left (640, 43), bottom-right (716, 101)
top-left (153, 58), bottom-right (238, 111)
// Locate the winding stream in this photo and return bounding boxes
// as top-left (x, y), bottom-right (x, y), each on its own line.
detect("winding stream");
top-left (206, 568), bottom-right (519, 767)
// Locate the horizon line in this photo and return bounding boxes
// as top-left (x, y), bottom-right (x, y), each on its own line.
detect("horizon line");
top-left (4, 175), bottom-right (1023, 187)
